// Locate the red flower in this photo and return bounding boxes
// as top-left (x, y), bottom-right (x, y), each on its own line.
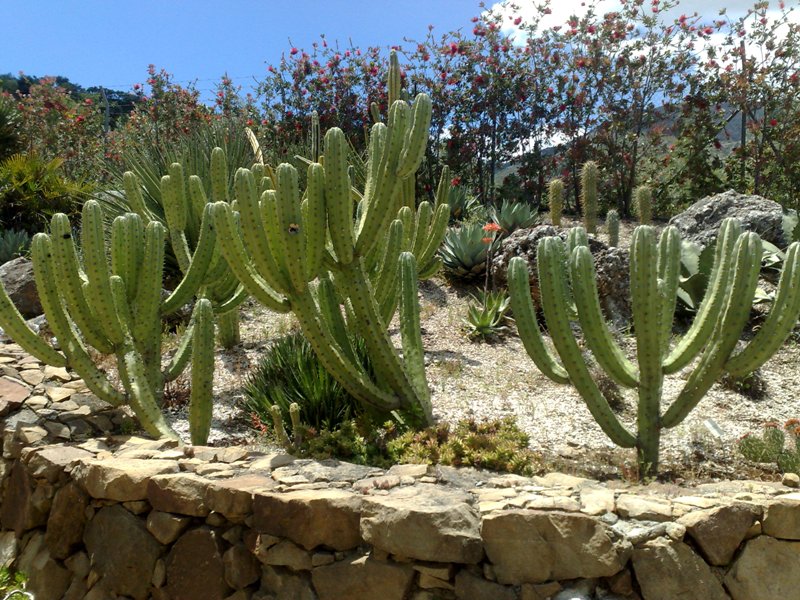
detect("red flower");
top-left (290, 47), bottom-right (298, 55)
top-left (482, 237), bottom-right (494, 244)
top-left (451, 176), bottom-right (461, 186)
top-left (483, 222), bottom-right (502, 233)
top-left (514, 16), bottom-right (522, 25)
top-left (769, 118), bottom-right (778, 127)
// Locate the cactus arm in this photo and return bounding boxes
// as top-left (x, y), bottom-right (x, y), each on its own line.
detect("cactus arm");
top-left (663, 219), bottom-right (742, 374)
top-left (160, 174), bottom-right (192, 274)
top-left (374, 220), bottom-right (404, 309)
top-left (725, 241), bottom-right (800, 376)
top-left (316, 275), bottom-right (359, 365)
top-left (49, 213), bottom-right (114, 354)
top-left (507, 257), bottom-right (570, 383)
top-left (189, 298), bottom-right (214, 445)
top-left (436, 166), bottom-right (451, 207)
top-left (537, 238), bottom-right (636, 447)
top-left (397, 94), bottom-right (432, 179)
top-left (359, 123), bottom-right (387, 215)
top-left (566, 227), bottom-right (589, 253)
top-left (324, 128), bottom-right (356, 265)
top-left (111, 213), bottom-right (144, 301)
top-left (662, 233), bottom-right (763, 428)
top-left (398, 252), bottom-right (433, 423)
top-left (416, 203), bottom-right (449, 276)
top-left (31, 234), bottom-right (126, 405)
top-left (630, 227), bottom-right (666, 472)
top-left (80, 201), bottom-right (126, 347)
top-left (397, 205), bottom-right (415, 251)
top-left (388, 49), bottom-right (401, 107)
top-left (418, 256), bottom-right (443, 280)
top-left (355, 101), bottom-right (409, 256)
top-left (161, 203), bottom-right (216, 316)
top-left (291, 290), bottom-right (402, 410)
top-left (411, 202), bottom-right (434, 258)
top-left (657, 227), bottom-right (681, 354)
top-left (216, 308), bottom-right (240, 349)
top-left (570, 246), bottom-right (639, 388)
top-left (580, 161), bottom-right (599, 234)
top-left (210, 202), bottom-right (291, 313)
top-left (209, 147), bottom-right (229, 203)
top-left (260, 190), bottom-right (295, 291)
top-left (275, 164), bottom-right (308, 293)
top-left (0, 280), bottom-right (67, 367)
top-left (214, 284), bottom-right (248, 315)
top-left (606, 210), bottom-right (620, 247)
top-left (304, 162), bottom-right (327, 280)
top-left (122, 171), bottom-right (154, 222)
top-left (163, 319), bottom-right (194, 382)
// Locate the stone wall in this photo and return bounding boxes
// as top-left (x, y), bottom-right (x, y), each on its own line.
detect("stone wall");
top-left (1, 343), bottom-right (800, 599)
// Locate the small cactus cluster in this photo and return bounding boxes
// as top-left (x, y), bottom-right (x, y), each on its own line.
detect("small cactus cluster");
top-left (508, 218), bottom-right (800, 479)
top-left (606, 209), bottom-right (620, 247)
top-left (739, 419), bottom-right (800, 474)
top-left (580, 161), bottom-right (599, 234)
top-left (548, 178), bottom-right (563, 227)
top-left (0, 201), bottom-right (216, 443)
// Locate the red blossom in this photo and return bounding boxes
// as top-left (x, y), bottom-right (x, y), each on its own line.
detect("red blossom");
top-left (483, 222), bottom-right (502, 233)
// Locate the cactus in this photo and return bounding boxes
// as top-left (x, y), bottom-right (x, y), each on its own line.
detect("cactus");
top-left (548, 178), bottom-right (564, 227)
top-left (580, 162), bottom-right (599, 234)
top-left (606, 210), bottom-right (620, 247)
top-left (0, 201), bottom-right (217, 443)
top-left (739, 420), bottom-right (800, 474)
top-left (210, 54), bottom-right (446, 425)
top-left (122, 150), bottom-right (247, 349)
top-left (634, 184), bottom-right (653, 224)
top-left (508, 219), bottom-right (800, 479)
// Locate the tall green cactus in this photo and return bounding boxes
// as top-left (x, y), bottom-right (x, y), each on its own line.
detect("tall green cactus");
top-left (508, 219), bottom-right (800, 479)
top-left (606, 209), bottom-right (620, 247)
top-left (580, 161), bottom-right (599, 234)
top-left (123, 149), bottom-right (247, 349)
top-left (548, 178), bottom-right (564, 227)
top-left (210, 59), bottom-right (446, 424)
top-left (634, 184), bottom-right (653, 224)
top-left (0, 200), bottom-right (216, 443)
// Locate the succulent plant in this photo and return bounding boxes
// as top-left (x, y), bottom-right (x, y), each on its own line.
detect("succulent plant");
top-left (548, 178), bottom-right (564, 227)
top-left (606, 210), bottom-right (620, 248)
top-left (580, 161), bottom-right (599, 234)
top-left (739, 420), bottom-right (800, 474)
top-left (635, 184), bottom-right (653, 224)
top-left (508, 219), bottom-right (800, 479)
top-left (440, 223), bottom-right (492, 281)
top-left (490, 199), bottom-right (538, 235)
top-left (0, 229), bottom-right (30, 264)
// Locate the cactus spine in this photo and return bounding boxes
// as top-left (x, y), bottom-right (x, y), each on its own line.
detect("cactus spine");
top-left (634, 184), bottom-right (653, 224)
top-left (548, 178), bottom-right (564, 227)
top-left (606, 210), bottom-right (620, 247)
top-left (508, 219), bottom-right (800, 479)
top-left (580, 162), bottom-right (599, 234)
top-left (0, 201), bottom-right (217, 443)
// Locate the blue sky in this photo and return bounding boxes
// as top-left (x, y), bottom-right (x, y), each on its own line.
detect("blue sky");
top-left (3, 0), bottom-right (484, 100)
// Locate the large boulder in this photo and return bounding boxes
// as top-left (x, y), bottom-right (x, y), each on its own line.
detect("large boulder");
top-left (0, 257), bottom-right (41, 318)
top-left (491, 225), bottom-right (630, 324)
top-left (668, 190), bottom-right (796, 249)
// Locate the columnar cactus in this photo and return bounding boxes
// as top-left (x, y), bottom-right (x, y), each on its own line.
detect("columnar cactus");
top-left (123, 149), bottom-right (247, 349)
top-left (210, 56), bottom-right (446, 424)
top-left (0, 201), bottom-right (217, 442)
top-left (548, 178), bottom-right (564, 227)
top-left (508, 219), bottom-right (800, 479)
top-left (580, 161), bottom-right (599, 234)
top-left (634, 184), bottom-right (653, 224)
top-left (607, 209), bottom-right (620, 247)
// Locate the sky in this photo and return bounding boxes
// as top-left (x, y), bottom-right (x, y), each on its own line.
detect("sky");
top-left (4, 0), bottom-right (796, 104)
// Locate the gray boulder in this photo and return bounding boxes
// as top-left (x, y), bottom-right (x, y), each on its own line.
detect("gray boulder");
top-left (0, 257), bottom-right (41, 318)
top-left (668, 190), bottom-right (796, 249)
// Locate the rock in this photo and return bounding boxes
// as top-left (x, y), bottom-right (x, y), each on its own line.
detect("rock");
top-left (253, 489), bottom-right (362, 551)
top-left (631, 537), bottom-right (728, 600)
top-left (24, 445), bottom-right (94, 483)
top-left (616, 495), bottom-right (673, 522)
top-left (263, 539), bottom-right (313, 571)
top-left (18, 541), bottom-right (71, 600)
top-left (147, 473), bottom-right (210, 517)
top-left (146, 510), bottom-right (191, 545)
top-left (580, 487), bottom-right (616, 516)
top-left (0, 257), bottom-right (42, 318)
top-left (454, 569), bottom-right (516, 600)
top-left (520, 581), bottom-right (563, 600)
top-left (205, 473), bottom-right (274, 520)
top-left (223, 543), bottom-right (260, 589)
top-left (724, 536), bottom-right (800, 600)
top-left (783, 473), bottom-right (800, 488)
top-left (0, 459), bottom-right (47, 536)
top-left (260, 565), bottom-right (316, 600)
top-left (311, 555), bottom-right (415, 600)
top-left (45, 481), bottom-right (89, 559)
top-left (166, 527), bottom-right (231, 600)
top-left (762, 497), bottom-right (800, 539)
top-left (491, 225), bottom-right (631, 323)
top-left (0, 377), bottom-right (30, 416)
top-left (669, 190), bottom-right (794, 249)
top-left (481, 509), bottom-right (628, 584)
top-left (0, 531), bottom-right (16, 568)
top-left (360, 487), bottom-right (483, 564)
top-left (72, 458), bottom-right (179, 501)
top-left (83, 504), bottom-right (162, 600)
top-left (678, 503), bottom-right (760, 565)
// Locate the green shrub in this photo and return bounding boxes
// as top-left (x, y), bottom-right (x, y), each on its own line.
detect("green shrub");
top-left (0, 566), bottom-right (28, 597)
top-left (0, 229), bottom-right (30, 264)
top-left (0, 97), bottom-right (21, 161)
top-left (243, 332), bottom-right (377, 435)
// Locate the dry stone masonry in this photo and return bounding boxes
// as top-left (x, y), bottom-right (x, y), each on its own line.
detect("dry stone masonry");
top-left (0, 339), bottom-right (799, 599)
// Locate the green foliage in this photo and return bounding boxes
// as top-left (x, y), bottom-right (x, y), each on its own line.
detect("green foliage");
top-left (244, 332), bottom-right (378, 435)
top-left (464, 289), bottom-right (511, 340)
top-left (489, 199), bottom-right (538, 235)
top-left (0, 96), bottom-right (21, 161)
top-left (448, 186), bottom-right (482, 223)
top-left (738, 420), bottom-right (800, 474)
top-left (0, 229), bottom-right (31, 264)
top-left (440, 223), bottom-right (492, 281)
top-left (0, 566), bottom-right (28, 597)
top-left (676, 240), bottom-right (716, 314)
top-left (0, 153), bottom-right (92, 234)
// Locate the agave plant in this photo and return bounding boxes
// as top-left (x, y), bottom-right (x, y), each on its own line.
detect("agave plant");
top-left (0, 229), bottom-right (30, 264)
top-left (464, 289), bottom-right (511, 340)
top-left (489, 199), bottom-right (538, 236)
top-left (440, 223), bottom-right (493, 281)
top-left (448, 187), bottom-right (483, 223)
